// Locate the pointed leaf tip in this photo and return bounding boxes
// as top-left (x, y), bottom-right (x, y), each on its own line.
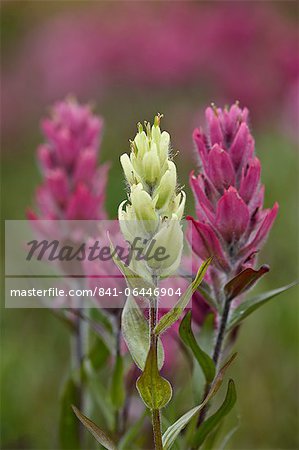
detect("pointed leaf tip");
top-left (110, 354), bottom-right (125, 410)
top-left (122, 295), bottom-right (164, 370)
top-left (72, 405), bottom-right (118, 450)
top-left (59, 378), bottom-right (80, 449)
top-left (192, 379), bottom-right (237, 447)
top-left (136, 345), bottom-right (172, 410)
top-left (154, 258), bottom-right (212, 335)
top-left (161, 353), bottom-right (236, 450)
top-left (179, 311), bottom-right (215, 382)
top-left (228, 281), bottom-right (298, 331)
top-left (224, 265), bottom-right (270, 301)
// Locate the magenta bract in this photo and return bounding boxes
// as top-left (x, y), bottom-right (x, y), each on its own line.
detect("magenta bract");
top-left (28, 98), bottom-right (108, 220)
top-left (188, 103), bottom-right (278, 274)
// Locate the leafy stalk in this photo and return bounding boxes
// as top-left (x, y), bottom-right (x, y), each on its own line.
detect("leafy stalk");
top-left (196, 292), bottom-right (232, 428)
top-left (119, 116), bottom-right (184, 449)
top-left (111, 310), bottom-right (125, 435)
top-left (149, 280), bottom-right (163, 450)
top-left (195, 274), bottom-right (296, 435)
top-left (135, 275), bottom-right (172, 449)
top-left (71, 305), bottom-right (85, 446)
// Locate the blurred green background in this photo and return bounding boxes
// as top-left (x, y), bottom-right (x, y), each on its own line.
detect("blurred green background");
top-left (1, 1), bottom-right (298, 449)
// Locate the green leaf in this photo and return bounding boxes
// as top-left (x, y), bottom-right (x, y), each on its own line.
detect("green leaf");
top-left (136, 344), bottom-right (172, 409)
top-left (49, 309), bottom-right (76, 332)
top-left (227, 281), bottom-right (298, 331)
top-left (162, 404), bottom-right (204, 450)
top-left (161, 353), bottom-right (237, 450)
top-left (88, 375), bottom-right (114, 431)
top-left (87, 336), bottom-right (110, 371)
top-left (59, 378), bottom-right (80, 449)
top-left (122, 295), bottom-right (164, 370)
top-left (118, 411), bottom-right (147, 450)
top-left (162, 415), bottom-right (185, 450)
top-left (90, 307), bottom-right (114, 334)
top-left (192, 380), bottom-right (237, 447)
top-left (211, 353), bottom-right (237, 395)
top-left (110, 354), bottom-right (125, 410)
top-left (218, 422), bottom-right (239, 450)
top-left (191, 314), bottom-right (215, 404)
top-left (72, 405), bottom-right (118, 450)
top-left (192, 362), bottom-right (206, 406)
top-left (197, 285), bottom-right (220, 312)
top-left (179, 311), bottom-right (215, 382)
top-left (198, 313), bottom-right (215, 355)
top-left (75, 309), bottom-right (115, 353)
top-left (201, 424), bottom-right (222, 450)
top-left (154, 258), bottom-right (212, 336)
top-left (110, 241), bottom-right (154, 291)
top-left (224, 265), bottom-right (269, 301)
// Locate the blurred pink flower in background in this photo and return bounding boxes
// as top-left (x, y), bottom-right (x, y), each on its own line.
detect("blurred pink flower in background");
top-left (28, 97), bottom-right (109, 220)
top-left (283, 78), bottom-right (299, 143)
top-left (26, 98), bottom-right (110, 313)
top-left (187, 103), bottom-right (278, 285)
top-left (83, 230), bottom-right (128, 311)
top-left (2, 2), bottom-right (298, 139)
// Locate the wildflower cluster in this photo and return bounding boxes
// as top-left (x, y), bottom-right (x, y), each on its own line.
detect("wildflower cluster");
top-left (119, 115), bottom-right (185, 277)
top-left (188, 103), bottom-right (278, 279)
top-left (29, 97), bottom-right (108, 220)
top-left (25, 100), bottom-right (292, 450)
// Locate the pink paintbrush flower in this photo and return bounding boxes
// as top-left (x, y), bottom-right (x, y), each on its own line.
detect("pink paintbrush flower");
top-left (28, 97), bottom-right (109, 220)
top-left (188, 103), bottom-right (278, 276)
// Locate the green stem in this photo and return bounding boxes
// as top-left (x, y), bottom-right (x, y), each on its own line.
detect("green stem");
top-left (152, 409), bottom-right (163, 450)
top-left (196, 295), bottom-right (231, 428)
top-left (212, 296), bottom-right (231, 367)
top-left (149, 278), bottom-right (163, 450)
top-left (71, 291), bottom-right (90, 447)
top-left (71, 307), bottom-right (84, 446)
top-left (114, 309), bottom-right (122, 435)
top-left (71, 309), bottom-right (84, 404)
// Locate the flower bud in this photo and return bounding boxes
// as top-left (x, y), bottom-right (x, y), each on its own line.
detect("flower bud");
top-left (134, 130), bottom-right (149, 159)
top-left (142, 143), bottom-right (161, 185)
top-left (157, 131), bottom-right (170, 167)
top-left (146, 216), bottom-right (183, 276)
top-left (154, 161), bottom-right (177, 210)
top-left (74, 148), bottom-right (97, 183)
top-left (187, 216), bottom-right (230, 272)
top-left (120, 153), bottom-right (138, 185)
top-left (118, 201), bottom-right (137, 241)
top-left (207, 144), bottom-right (235, 192)
top-left (216, 187), bottom-right (250, 242)
top-left (173, 191), bottom-right (186, 221)
top-left (130, 184), bottom-right (158, 234)
top-left (205, 106), bottom-right (223, 146)
top-left (46, 168), bottom-right (69, 204)
top-left (239, 157), bottom-right (261, 204)
top-left (229, 122), bottom-right (250, 170)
